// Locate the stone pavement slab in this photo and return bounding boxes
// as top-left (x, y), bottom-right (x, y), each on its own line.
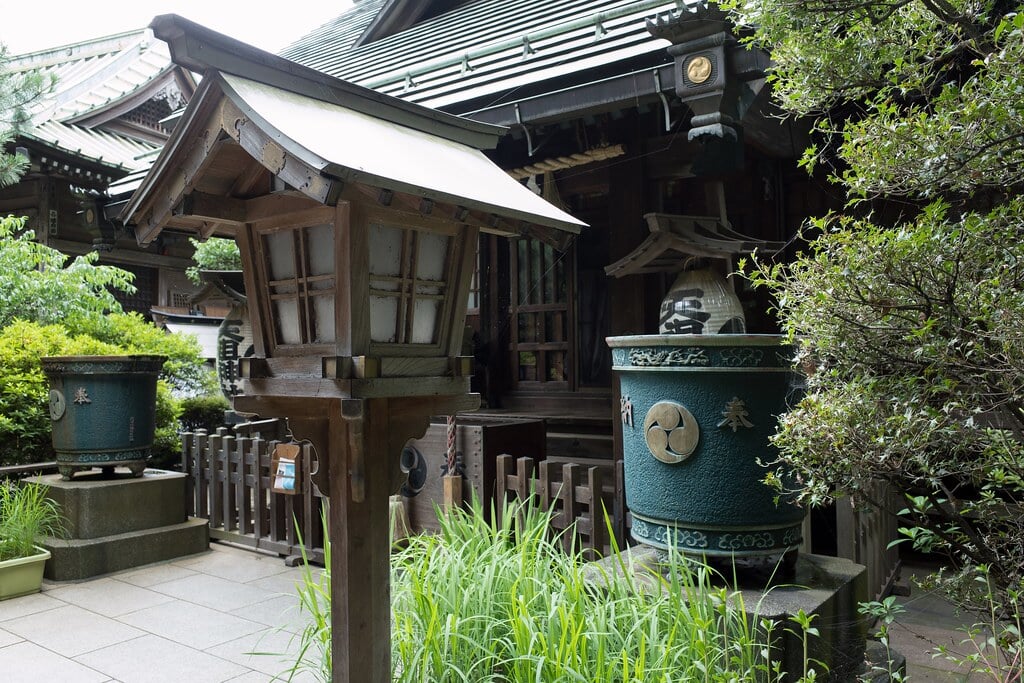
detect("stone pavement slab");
top-left (0, 542), bottom-right (315, 682)
top-left (44, 576), bottom-right (175, 617)
top-left (0, 641), bottom-right (112, 683)
top-left (2, 604), bottom-right (145, 657)
top-left (76, 633), bottom-right (250, 683)
top-left (118, 600), bottom-right (267, 651)
top-left (149, 572), bottom-right (277, 612)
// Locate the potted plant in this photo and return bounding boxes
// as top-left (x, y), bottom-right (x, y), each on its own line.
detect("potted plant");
top-left (0, 480), bottom-right (64, 600)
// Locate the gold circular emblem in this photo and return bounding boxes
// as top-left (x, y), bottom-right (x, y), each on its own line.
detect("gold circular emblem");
top-left (643, 401), bottom-right (700, 464)
top-left (686, 55), bottom-right (713, 84)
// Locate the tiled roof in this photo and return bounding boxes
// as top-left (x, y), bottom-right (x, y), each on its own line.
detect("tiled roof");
top-left (8, 29), bottom-right (185, 174)
top-left (279, 0), bottom-right (388, 58)
top-left (25, 120), bottom-right (158, 172)
top-left (279, 0), bottom-right (686, 112)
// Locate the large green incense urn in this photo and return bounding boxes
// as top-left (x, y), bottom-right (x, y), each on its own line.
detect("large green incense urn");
top-left (607, 335), bottom-right (804, 558)
top-left (41, 355), bottom-right (165, 480)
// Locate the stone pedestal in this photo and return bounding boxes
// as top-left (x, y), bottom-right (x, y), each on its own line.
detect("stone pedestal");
top-left (587, 546), bottom-right (869, 682)
top-left (31, 469), bottom-right (209, 581)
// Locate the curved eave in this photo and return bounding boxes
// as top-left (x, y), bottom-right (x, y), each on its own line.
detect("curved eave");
top-left (124, 71), bottom-right (585, 246)
top-left (218, 73), bottom-right (585, 234)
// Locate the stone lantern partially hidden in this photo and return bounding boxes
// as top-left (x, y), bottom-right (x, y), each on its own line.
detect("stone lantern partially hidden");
top-left (123, 16), bottom-right (584, 682)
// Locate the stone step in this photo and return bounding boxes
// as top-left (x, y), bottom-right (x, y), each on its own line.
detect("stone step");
top-left (41, 517), bottom-right (209, 581)
top-left (32, 469), bottom-right (190, 539)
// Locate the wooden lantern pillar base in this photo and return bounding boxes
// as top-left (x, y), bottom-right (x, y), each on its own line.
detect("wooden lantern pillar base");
top-left (235, 392), bottom-right (477, 683)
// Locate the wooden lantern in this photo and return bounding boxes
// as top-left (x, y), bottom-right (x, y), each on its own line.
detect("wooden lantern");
top-left (122, 16), bottom-right (583, 683)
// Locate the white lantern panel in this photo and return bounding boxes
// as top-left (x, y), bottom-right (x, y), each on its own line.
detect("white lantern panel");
top-left (370, 295), bottom-right (399, 343)
top-left (273, 298), bottom-right (301, 345)
top-left (265, 231), bottom-right (296, 280)
top-left (369, 225), bottom-right (404, 277)
top-left (307, 224), bottom-right (335, 276)
top-left (313, 293), bottom-right (335, 343)
top-left (416, 232), bottom-right (449, 282)
top-left (412, 299), bottom-right (440, 344)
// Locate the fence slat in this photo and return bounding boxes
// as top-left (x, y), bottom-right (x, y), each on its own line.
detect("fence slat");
top-left (221, 436), bottom-right (236, 532)
top-left (252, 437), bottom-right (265, 543)
top-left (491, 454), bottom-right (627, 558)
top-left (208, 434), bottom-right (223, 529)
top-left (585, 467), bottom-right (603, 559)
top-left (236, 437), bottom-right (250, 535)
top-left (561, 464), bottom-right (581, 554)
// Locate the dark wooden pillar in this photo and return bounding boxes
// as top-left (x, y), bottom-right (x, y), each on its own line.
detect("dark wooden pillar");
top-left (238, 392), bottom-right (477, 683)
top-left (608, 148), bottom-right (647, 465)
top-left (327, 398), bottom-right (392, 682)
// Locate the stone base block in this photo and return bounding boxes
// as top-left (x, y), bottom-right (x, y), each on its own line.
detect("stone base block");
top-left (587, 546), bottom-right (869, 682)
top-left (41, 517), bottom-right (209, 581)
top-left (30, 469), bottom-right (189, 539)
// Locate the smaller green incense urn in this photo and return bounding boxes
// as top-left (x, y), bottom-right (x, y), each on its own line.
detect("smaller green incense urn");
top-left (41, 355), bottom-right (165, 480)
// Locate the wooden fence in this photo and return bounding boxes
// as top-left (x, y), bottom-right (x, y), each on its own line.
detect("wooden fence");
top-left (181, 420), bottom-right (326, 563)
top-left (494, 454), bottom-right (627, 560)
top-left (836, 481), bottom-right (902, 602)
top-left (180, 425), bottom-right (898, 602)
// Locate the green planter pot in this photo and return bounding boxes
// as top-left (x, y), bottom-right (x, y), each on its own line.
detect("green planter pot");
top-left (0, 546), bottom-right (51, 600)
top-left (41, 355), bottom-right (166, 480)
top-left (608, 335), bottom-right (804, 558)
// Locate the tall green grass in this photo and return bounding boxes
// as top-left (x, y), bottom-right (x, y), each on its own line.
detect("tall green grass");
top-left (284, 499), bottom-right (808, 682)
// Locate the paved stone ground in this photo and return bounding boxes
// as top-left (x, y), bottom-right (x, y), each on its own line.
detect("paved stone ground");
top-left (0, 544), bottom-right (1001, 682)
top-left (885, 561), bottom-right (1013, 682)
top-left (0, 543), bottom-right (322, 682)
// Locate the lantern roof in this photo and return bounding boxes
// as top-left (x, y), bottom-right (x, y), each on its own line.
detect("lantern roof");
top-left (122, 15), bottom-right (586, 245)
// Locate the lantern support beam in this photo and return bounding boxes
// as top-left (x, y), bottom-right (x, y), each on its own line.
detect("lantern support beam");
top-left (175, 191), bottom-right (247, 224)
top-left (233, 392), bottom-right (478, 682)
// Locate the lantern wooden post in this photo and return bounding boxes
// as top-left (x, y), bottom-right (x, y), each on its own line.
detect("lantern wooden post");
top-left (237, 393), bottom-right (476, 682)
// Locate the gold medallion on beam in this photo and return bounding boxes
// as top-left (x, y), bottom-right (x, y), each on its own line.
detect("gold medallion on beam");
top-left (686, 55), bottom-right (713, 85)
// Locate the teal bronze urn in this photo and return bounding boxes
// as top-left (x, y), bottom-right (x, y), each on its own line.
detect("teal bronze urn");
top-left (607, 334), bottom-right (804, 559)
top-left (41, 355), bottom-right (166, 479)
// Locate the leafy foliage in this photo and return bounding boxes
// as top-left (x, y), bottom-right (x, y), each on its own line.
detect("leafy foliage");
top-left (726, 0), bottom-right (1024, 667)
top-left (0, 320), bottom-right (118, 462)
top-left (186, 237), bottom-right (241, 285)
top-left (747, 201), bottom-right (1024, 599)
top-left (0, 43), bottom-right (55, 187)
top-left (722, 1), bottom-right (1024, 200)
top-left (65, 312), bottom-right (207, 395)
top-left (0, 212), bottom-right (214, 467)
top-left (178, 394), bottom-right (231, 433)
top-left (0, 216), bottom-right (135, 328)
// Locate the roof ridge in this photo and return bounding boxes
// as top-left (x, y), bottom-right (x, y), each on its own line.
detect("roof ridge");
top-left (6, 28), bottom-right (151, 71)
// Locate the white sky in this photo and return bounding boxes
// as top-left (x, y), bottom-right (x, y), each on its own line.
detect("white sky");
top-left (1, 1), bottom-right (353, 56)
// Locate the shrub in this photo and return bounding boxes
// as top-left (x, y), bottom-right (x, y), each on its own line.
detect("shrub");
top-left (0, 321), bottom-right (118, 464)
top-left (186, 237), bottom-right (241, 285)
top-left (746, 200), bottom-right (1024, 668)
top-left (0, 214), bottom-right (210, 469)
top-left (66, 312), bottom-right (207, 396)
top-left (178, 393), bottom-right (231, 433)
